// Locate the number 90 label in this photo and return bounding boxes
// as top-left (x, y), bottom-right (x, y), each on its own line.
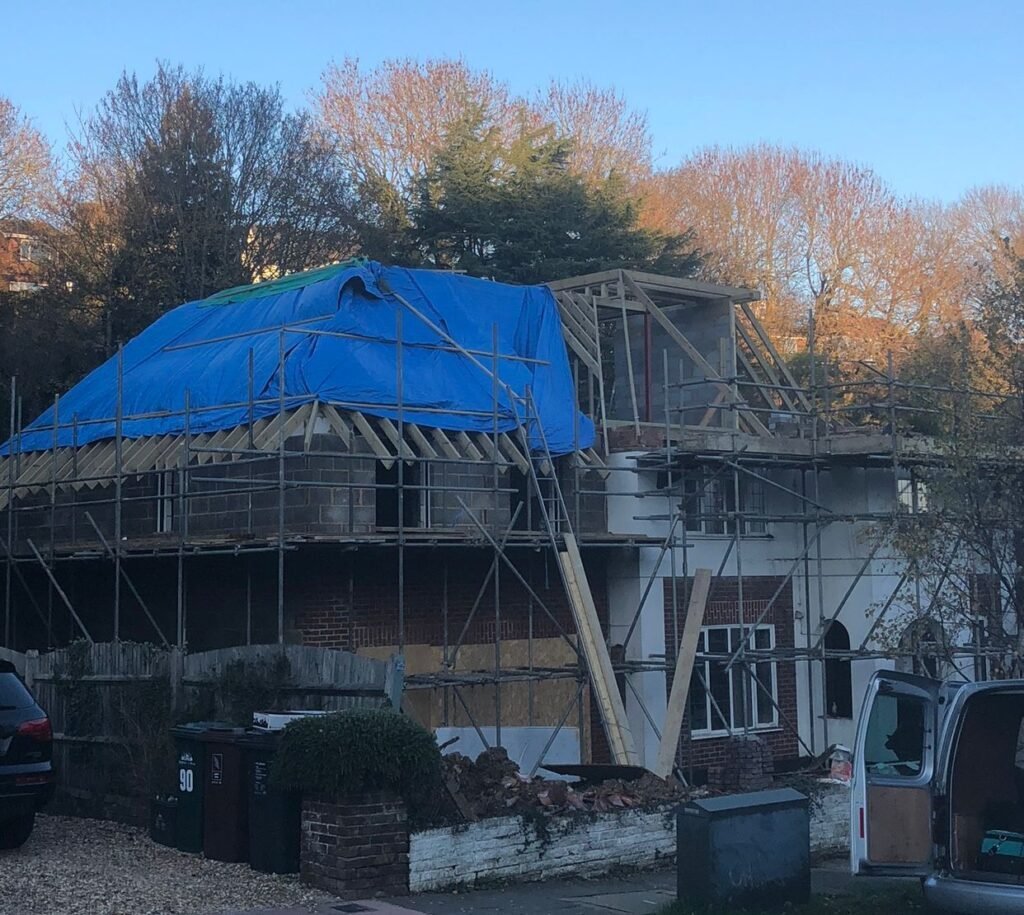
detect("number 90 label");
top-left (179, 768), bottom-right (194, 792)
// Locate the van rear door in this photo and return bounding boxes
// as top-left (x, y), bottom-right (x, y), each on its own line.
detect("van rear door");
top-left (851, 670), bottom-right (941, 876)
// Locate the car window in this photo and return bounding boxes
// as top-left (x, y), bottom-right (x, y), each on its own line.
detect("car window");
top-left (0, 671), bottom-right (35, 710)
top-left (864, 692), bottom-right (926, 777)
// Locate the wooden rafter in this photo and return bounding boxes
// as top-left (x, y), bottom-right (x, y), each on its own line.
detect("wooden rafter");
top-left (737, 301), bottom-right (811, 412)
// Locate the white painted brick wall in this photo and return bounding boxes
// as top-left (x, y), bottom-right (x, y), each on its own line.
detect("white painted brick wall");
top-left (410, 808), bottom-right (676, 892)
top-left (410, 783), bottom-right (851, 892)
top-left (808, 782), bottom-right (851, 856)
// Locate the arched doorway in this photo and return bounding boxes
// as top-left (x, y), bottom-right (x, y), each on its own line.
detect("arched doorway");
top-left (824, 621), bottom-right (853, 719)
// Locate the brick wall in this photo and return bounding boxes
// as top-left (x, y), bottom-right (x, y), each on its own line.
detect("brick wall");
top-left (287, 548), bottom-right (597, 653)
top-left (301, 792), bottom-right (410, 897)
top-left (663, 576), bottom-right (799, 774)
top-left (409, 784), bottom-right (849, 892)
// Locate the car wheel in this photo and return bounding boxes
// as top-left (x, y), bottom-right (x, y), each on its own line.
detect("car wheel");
top-left (0, 813), bottom-right (35, 850)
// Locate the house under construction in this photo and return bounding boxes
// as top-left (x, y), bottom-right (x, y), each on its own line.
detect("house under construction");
top-left (0, 261), bottom-right (1006, 779)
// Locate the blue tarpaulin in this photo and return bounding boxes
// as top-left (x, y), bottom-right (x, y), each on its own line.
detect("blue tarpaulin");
top-left (6, 261), bottom-right (594, 456)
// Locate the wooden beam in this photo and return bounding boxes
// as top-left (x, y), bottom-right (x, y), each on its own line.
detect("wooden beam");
top-left (406, 423), bottom-right (439, 460)
top-left (350, 410), bottom-right (395, 467)
top-left (430, 427), bottom-right (462, 461)
top-left (557, 533), bottom-right (639, 766)
top-left (735, 318), bottom-right (802, 415)
top-left (498, 433), bottom-right (531, 475)
top-left (736, 346), bottom-right (783, 415)
top-left (454, 431), bottom-right (484, 462)
top-left (625, 269), bottom-right (760, 303)
top-left (376, 416), bottom-right (417, 461)
top-left (558, 324), bottom-right (602, 376)
top-left (303, 402), bottom-right (319, 452)
top-left (546, 269), bottom-right (623, 292)
top-left (556, 293), bottom-right (600, 355)
top-left (320, 403), bottom-right (353, 449)
top-left (654, 568), bottom-right (712, 779)
top-left (564, 291), bottom-right (602, 340)
top-left (698, 388), bottom-right (729, 428)
top-left (737, 301), bottom-right (811, 412)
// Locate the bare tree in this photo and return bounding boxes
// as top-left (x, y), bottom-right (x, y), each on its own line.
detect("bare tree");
top-left (0, 98), bottom-right (52, 222)
top-left (316, 57), bottom-right (517, 200)
top-left (648, 145), bottom-right (982, 353)
top-left (534, 79), bottom-right (652, 185)
top-left (62, 63), bottom-right (357, 349)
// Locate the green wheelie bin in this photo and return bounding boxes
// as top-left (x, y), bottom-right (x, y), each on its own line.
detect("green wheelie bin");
top-left (246, 730), bottom-right (301, 874)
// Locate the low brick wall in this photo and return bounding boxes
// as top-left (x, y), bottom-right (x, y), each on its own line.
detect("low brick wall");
top-left (410, 783), bottom-right (851, 892)
top-left (301, 792), bottom-right (410, 898)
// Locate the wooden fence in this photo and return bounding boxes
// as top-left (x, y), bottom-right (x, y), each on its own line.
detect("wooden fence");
top-left (3, 641), bottom-right (398, 824)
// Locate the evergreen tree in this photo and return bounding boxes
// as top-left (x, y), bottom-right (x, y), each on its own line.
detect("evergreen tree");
top-left (408, 113), bottom-right (698, 284)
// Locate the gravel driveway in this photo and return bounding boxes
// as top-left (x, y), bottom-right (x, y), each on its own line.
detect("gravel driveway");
top-left (0, 814), bottom-right (331, 915)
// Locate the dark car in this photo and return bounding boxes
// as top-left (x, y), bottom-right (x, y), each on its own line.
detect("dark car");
top-left (0, 660), bottom-right (53, 849)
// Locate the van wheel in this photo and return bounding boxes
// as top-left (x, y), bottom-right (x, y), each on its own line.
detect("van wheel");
top-left (0, 813), bottom-right (35, 849)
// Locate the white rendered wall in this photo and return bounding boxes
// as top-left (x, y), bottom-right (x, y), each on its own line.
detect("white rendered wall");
top-left (605, 453), bottom-right (924, 761)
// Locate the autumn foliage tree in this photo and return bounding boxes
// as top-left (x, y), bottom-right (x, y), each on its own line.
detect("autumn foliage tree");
top-left (646, 145), bottom-right (996, 359)
top-left (0, 98), bottom-right (52, 222)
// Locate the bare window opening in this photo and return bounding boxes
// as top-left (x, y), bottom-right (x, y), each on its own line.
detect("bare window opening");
top-left (155, 470), bottom-right (175, 534)
top-left (897, 475), bottom-right (929, 513)
top-left (898, 619), bottom-right (946, 680)
top-left (510, 469), bottom-right (555, 532)
top-left (824, 621), bottom-right (853, 719)
top-left (375, 461), bottom-right (427, 528)
top-left (657, 472), bottom-right (767, 536)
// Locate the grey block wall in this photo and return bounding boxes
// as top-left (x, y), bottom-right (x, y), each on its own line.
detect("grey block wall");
top-left (6, 431), bottom-right (604, 550)
top-left (610, 299), bottom-right (734, 427)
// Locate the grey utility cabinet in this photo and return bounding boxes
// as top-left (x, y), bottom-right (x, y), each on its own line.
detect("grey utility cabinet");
top-left (677, 787), bottom-right (810, 908)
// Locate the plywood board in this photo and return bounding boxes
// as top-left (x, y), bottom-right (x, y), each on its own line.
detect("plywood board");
top-left (558, 533), bottom-right (639, 766)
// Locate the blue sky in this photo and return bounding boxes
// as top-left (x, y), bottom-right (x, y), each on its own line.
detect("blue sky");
top-left (2, 0), bottom-right (1021, 202)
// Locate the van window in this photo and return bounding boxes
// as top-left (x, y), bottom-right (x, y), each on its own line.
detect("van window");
top-left (864, 692), bottom-right (926, 777)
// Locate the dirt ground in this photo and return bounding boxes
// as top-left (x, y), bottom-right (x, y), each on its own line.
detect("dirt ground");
top-left (0, 814), bottom-right (329, 915)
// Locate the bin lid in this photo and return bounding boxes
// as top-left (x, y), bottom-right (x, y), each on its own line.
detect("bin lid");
top-left (241, 728), bottom-right (282, 749)
top-left (683, 787), bottom-right (808, 817)
top-left (197, 726), bottom-right (249, 744)
top-left (170, 720), bottom-right (234, 737)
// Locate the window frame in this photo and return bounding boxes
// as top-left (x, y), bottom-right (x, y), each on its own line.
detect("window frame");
top-left (658, 473), bottom-right (769, 537)
top-left (897, 475), bottom-right (928, 514)
top-left (689, 623), bottom-right (780, 739)
top-left (155, 469), bottom-right (175, 534)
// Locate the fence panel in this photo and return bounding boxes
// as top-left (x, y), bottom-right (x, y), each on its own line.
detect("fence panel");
top-left (17, 641), bottom-right (393, 824)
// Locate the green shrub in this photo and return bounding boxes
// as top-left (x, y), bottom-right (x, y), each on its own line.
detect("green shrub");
top-left (271, 709), bottom-right (442, 820)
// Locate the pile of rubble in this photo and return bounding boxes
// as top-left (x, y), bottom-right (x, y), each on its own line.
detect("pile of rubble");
top-left (440, 747), bottom-right (691, 819)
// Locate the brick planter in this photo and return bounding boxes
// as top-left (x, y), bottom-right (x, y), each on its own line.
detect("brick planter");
top-left (300, 792), bottom-right (410, 897)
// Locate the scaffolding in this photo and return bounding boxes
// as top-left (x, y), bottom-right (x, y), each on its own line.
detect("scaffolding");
top-left (1, 267), bottom-right (1021, 778)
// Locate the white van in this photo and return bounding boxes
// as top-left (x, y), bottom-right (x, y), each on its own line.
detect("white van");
top-left (851, 670), bottom-right (1024, 913)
